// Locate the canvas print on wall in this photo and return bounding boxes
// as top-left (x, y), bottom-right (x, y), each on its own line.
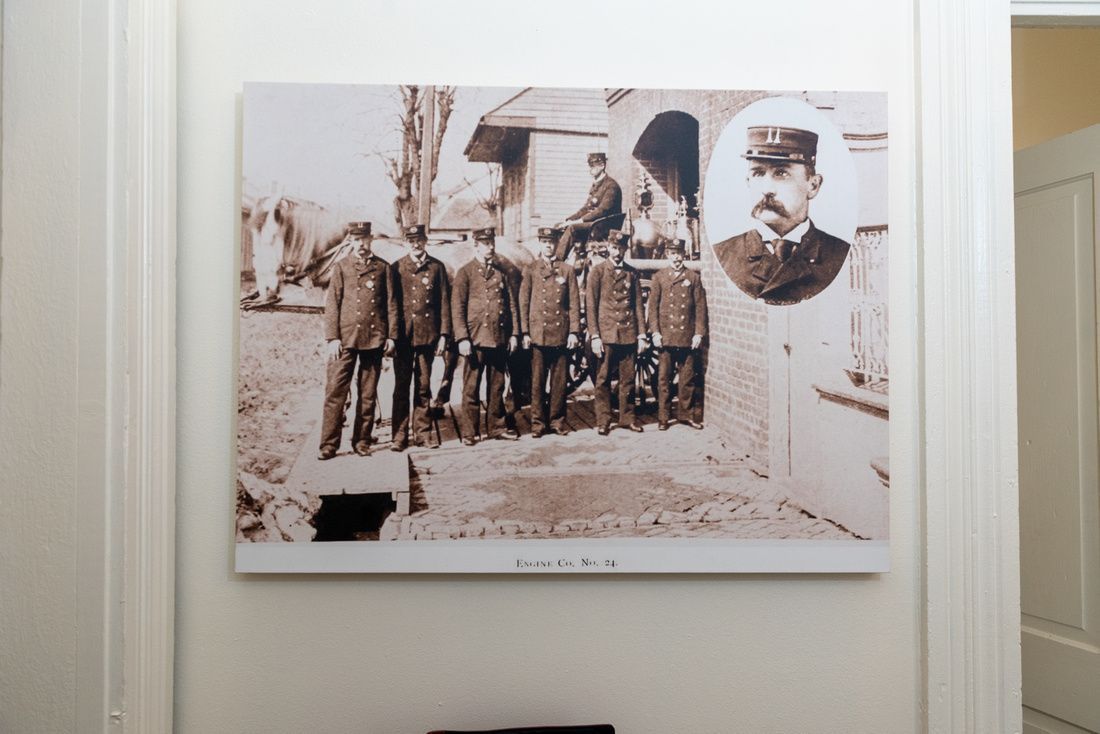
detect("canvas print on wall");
top-left (235, 83), bottom-right (889, 573)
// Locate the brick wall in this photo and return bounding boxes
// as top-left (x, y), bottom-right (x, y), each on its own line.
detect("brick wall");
top-left (608, 88), bottom-right (773, 470)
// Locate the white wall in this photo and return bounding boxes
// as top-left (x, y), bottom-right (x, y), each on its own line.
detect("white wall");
top-left (176, 2), bottom-right (921, 732)
top-left (0, 6), bottom-right (82, 729)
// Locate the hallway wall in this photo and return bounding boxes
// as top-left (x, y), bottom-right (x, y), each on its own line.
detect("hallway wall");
top-left (1012, 27), bottom-right (1100, 150)
top-left (175, 2), bottom-right (922, 732)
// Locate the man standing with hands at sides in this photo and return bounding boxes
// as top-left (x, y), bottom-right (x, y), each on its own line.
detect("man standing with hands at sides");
top-left (586, 230), bottom-right (647, 435)
top-left (520, 226), bottom-right (581, 438)
top-left (317, 222), bottom-right (398, 460)
top-left (390, 224), bottom-right (450, 451)
top-left (451, 227), bottom-right (520, 445)
top-left (647, 238), bottom-right (707, 431)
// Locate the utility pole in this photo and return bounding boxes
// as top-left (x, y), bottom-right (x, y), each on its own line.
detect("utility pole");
top-left (417, 85), bottom-right (435, 230)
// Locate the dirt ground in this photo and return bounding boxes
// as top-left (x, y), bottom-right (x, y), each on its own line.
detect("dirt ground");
top-left (236, 308), bottom-right (338, 542)
top-left (237, 309), bottom-right (325, 486)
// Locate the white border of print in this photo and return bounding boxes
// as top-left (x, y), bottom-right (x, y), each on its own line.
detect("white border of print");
top-left (235, 84), bottom-right (886, 576)
top-left (236, 538), bottom-right (888, 574)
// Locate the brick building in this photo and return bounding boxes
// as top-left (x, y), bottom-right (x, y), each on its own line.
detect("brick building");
top-left (464, 86), bottom-right (890, 536)
top-left (606, 88), bottom-right (889, 537)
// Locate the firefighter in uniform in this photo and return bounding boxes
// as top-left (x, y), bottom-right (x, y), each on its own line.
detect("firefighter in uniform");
top-left (554, 151), bottom-right (623, 262)
top-left (391, 223), bottom-right (450, 450)
top-left (520, 226), bottom-right (581, 438)
top-left (318, 222), bottom-right (398, 459)
top-left (647, 238), bottom-right (707, 430)
top-left (451, 227), bottom-right (520, 445)
top-left (711, 125), bottom-right (850, 305)
top-left (585, 230), bottom-right (647, 435)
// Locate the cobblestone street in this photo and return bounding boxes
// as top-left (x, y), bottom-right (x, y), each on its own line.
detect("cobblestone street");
top-left (379, 390), bottom-right (856, 542)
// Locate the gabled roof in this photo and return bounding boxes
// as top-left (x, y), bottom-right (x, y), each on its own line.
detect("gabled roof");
top-left (465, 87), bottom-right (610, 162)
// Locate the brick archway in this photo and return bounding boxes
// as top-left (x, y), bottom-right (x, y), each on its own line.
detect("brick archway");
top-left (630, 110), bottom-right (700, 223)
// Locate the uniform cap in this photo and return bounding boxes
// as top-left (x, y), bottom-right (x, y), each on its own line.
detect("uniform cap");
top-left (472, 226), bottom-right (496, 242)
top-left (346, 221), bottom-right (372, 236)
top-left (536, 226), bottom-right (563, 240)
top-left (587, 152), bottom-right (608, 165)
top-left (665, 238), bottom-right (686, 253)
top-left (403, 224), bottom-right (427, 240)
top-left (607, 229), bottom-right (630, 247)
top-left (743, 126), bottom-right (818, 165)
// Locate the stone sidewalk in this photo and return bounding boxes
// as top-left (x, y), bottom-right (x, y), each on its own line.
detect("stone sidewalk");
top-left (380, 391), bottom-right (855, 541)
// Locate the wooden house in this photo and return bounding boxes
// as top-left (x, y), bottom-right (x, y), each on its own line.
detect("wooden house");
top-left (464, 87), bottom-right (609, 245)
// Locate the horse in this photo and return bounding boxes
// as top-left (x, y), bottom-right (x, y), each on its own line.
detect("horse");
top-left (242, 194), bottom-right (535, 306)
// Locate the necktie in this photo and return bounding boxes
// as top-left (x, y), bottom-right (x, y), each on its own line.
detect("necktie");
top-left (775, 239), bottom-right (794, 263)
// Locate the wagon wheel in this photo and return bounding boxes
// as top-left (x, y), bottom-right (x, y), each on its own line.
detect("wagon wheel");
top-left (567, 343), bottom-right (593, 394)
top-left (635, 344), bottom-right (660, 410)
top-left (507, 347), bottom-right (532, 410)
top-left (635, 277), bottom-right (660, 410)
top-left (564, 256), bottom-right (594, 396)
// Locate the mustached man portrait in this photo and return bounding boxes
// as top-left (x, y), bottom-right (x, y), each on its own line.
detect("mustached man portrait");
top-left (708, 103), bottom-right (856, 306)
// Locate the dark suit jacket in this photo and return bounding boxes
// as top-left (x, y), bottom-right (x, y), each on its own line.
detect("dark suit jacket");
top-left (393, 254), bottom-right (450, 347)
top-left (585, 259), bottom-right (645, 345)
top-left (323, 253), bottom-right (399, 349)
top-left (647, 266), bottom-right (707, 347)
top-left (519, 258), bottom-right (581, 347)
top-left (568, 175), bottom-right (623, 241)
top-left (712, 223), bottom-right (851, 305)
top-left (451, 258), bottom-right (520, 349)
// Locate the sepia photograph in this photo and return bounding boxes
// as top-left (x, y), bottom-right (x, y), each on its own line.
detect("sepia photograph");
top-left (234, 83), bottom-right (889, 573)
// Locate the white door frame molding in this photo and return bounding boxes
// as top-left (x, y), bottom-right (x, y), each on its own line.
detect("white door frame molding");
top-left (119, 0), bottom-right (177, 731)
top-left (918, 0), bottom-right (1022, 731)
top-left (1011, 0), bottom-right (1100, 25)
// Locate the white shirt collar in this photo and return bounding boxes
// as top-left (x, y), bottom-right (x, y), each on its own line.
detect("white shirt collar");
top-left (754, 218), bottom-right (812, 255)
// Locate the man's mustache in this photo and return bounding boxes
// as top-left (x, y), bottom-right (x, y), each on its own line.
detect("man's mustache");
top-left (751, 195), bottom-right (790, 219)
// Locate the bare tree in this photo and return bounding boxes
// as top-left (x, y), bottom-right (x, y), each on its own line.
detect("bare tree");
top-left (464, 163), bottom-right (502, 223)
top-left (377, 85), bottom-right (456, 232)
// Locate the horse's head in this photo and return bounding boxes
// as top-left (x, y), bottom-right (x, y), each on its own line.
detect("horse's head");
top-left (246, 195), bottom-right (297, 301)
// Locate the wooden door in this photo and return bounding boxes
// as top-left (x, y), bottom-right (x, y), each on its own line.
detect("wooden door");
top-left (1015, 124), bottom-right (1100, 734)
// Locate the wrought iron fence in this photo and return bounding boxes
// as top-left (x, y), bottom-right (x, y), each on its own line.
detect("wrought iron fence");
top-left (847, 225), bottom-right (888, 391)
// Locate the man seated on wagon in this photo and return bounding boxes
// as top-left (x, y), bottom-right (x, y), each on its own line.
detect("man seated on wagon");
top-left (554, 152), bottom-right (623, 262)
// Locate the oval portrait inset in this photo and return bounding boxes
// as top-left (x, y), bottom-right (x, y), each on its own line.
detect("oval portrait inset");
top-left (704, 97), bottom-right (857, 306)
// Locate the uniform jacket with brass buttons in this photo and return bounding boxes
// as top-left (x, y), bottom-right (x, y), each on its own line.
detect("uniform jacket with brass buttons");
top-left (394, 253), bottom-right (451, 347)
top-left (586, 259), bottom-right (646, 345)
top-left (324, 253), bottom-right (399, 349)
top-left (566, 175), bottom-right (623, 241)
top-left (646, 265), bottom-right (708, 348)
top-left (712, 223), bottom-right (850, 305)
top-left (451, 258), bottom-right (520, 349)
top-left (519, 257), bottom-right (581, 347)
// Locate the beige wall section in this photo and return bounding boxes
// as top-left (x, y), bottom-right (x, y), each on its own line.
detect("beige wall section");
top-left (0, 5), bottom-right (81, 733)
top-left (1012, 28), bottom-right (1100, 150)
top-left (177, 1), bottom-right (920, 732)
